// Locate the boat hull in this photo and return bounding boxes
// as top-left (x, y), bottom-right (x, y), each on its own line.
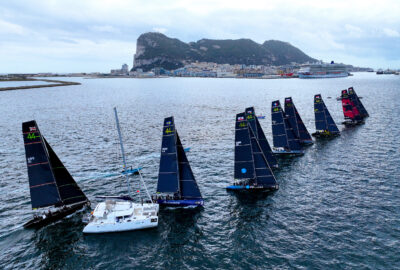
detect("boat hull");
top-left (298, 72), bottom-right (348, 79)
top-left (272, 150), bottom-right (304, 156)
top-left (83, 217), bottom-right (158, 234)
top-left (226, 184), bottom-right (279, 191)
top-left (342, 120), bottom-right (364, 126)
top-left (300, 140), bottom-right (314, 145)
top-left (23, 201), bottom-right (89, 229)
top-left (157, 198), bottom-right (204, 207)
top-left (311, 131), bottom-right (340, 138)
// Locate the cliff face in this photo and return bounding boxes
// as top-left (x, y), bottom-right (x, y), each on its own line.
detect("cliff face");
top-left (133, 32), bottom-right (316, 71)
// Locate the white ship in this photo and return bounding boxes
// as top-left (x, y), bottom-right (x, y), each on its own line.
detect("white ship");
top-left (298, 61), bottom-right (348, 79)
top-left (83, 199), bottom-right (158, 233)
top-left (83, 108), bottom-right (158, 234)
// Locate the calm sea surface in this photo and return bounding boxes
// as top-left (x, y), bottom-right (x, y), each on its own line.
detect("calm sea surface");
top-left (0, 73), bottom-right (399, 269)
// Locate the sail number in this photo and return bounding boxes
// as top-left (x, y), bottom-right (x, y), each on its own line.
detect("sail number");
top-left (27, 133), bottom-right (39, 140)
top-left (273, 108), bottom-right (279, 112)
top-left (164, 128), bottom-right (173, 134)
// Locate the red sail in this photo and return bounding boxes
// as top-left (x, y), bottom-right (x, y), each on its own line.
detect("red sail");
top-left (341, 89), bottom-right (360, 120)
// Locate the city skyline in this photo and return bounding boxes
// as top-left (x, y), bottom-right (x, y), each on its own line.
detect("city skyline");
top-left (1, 0), bottom-right (399, 73)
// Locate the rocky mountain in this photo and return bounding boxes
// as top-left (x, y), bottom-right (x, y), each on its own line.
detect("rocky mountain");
top-left (133, 32), bottom-right (316, 71)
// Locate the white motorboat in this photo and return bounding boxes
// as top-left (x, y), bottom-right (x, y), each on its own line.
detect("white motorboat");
top-left (83, 199), bottom-right (158, 233)
top-left (83, 107), bottom-right (159, 234)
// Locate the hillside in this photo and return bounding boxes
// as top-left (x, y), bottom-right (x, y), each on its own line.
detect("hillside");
top-left (133, 32), bottom-right (316, 71)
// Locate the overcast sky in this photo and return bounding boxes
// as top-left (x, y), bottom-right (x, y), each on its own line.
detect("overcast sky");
top-left (1, 0), bottom-right (399, 73)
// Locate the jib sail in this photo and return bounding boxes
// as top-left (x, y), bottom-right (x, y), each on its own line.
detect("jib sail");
top-left (284, 97), bottom-right (312, 142)
top-left (245, 107), bottom-right (278, 168)
top-left (176, 131), bottom-right (202, 199)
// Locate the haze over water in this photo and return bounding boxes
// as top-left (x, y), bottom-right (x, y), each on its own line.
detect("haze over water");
top-left (0, 73), bottom-right (399, 269)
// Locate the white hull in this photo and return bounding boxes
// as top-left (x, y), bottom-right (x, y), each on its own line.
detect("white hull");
top-left (83, 217), bottom-right (158, 233)
top-left (83, 200), bottom-right (159, 234)
top-left (298, 73), bottom-right (348, 79)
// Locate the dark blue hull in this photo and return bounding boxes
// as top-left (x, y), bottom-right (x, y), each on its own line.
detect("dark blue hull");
top-left (312, 131), bottom-right (341, 138)
top-left (226, 184), bottom-right (279, 191)
top-left (272, 149), bottom-right (304, 156)
top-left (300, 140), bottom-right (314, 145)
top-left (157, 198), bottom-right (204, 207)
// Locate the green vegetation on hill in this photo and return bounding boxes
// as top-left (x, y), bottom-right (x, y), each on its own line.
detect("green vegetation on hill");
top-left (133, 32), bottom-right (316, 71)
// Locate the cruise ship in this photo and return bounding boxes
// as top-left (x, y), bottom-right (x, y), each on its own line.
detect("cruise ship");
top-left (298, 61), bottom-right (348, 79)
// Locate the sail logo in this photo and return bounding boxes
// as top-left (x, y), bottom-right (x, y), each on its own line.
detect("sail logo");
top-left (236, 141), bottom-right (241, 146)
top-left (29, 127), bottom-right (37, 132)
top-left (27, 133), bottom-right (39, 140)
top-left (237, 116), bottom-right (244, 121)
top-left (27, 157), bottom-right (35, 164)
top-left (166, 121), bottom-right (172, 125)
top-left (162, 147), bottom-right (168, 153)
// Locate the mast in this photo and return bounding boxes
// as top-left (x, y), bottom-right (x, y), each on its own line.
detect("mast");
top-left (113, 107), bottom-right (131, 197)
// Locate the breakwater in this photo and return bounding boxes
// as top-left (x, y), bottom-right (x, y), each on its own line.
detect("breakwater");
top-left (0, 78), bottom-right (80, 91)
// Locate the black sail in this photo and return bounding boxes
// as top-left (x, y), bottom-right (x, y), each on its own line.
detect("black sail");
top-left (43, 138), bottom-right (88, 206)
top-left (314, 94), bottom-right (328, 131)
top-left (23, 121), bottom-right (61, 209)
top-left (284, 97), bottom-right (312, 142)
top-left (234, 112), bottom-right (255, 180)
top-left (348, 87), bottom-right (369, 118)
top-left (157, 117), bottom-right (180, 194)
top-left (176, 132), bottom-right (202, 199)
top-left (245, 107), bottom-right (278, 168)
top-left (271, 101), bottom-right (288, 149)
top-left (314, 94), bottom-right (340, 134)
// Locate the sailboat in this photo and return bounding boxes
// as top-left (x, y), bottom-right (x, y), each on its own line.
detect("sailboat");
top-left (341, 89), bottom-right (364, 126)
top-left (284, 97), bottom-right (313, 145)
top-left (154, 116), bottom-right (204, 207)
top-left (245, 107), bottom-right (278, 168)
top-left (83, 108), bottom-right (159, 233)
top-left (348, 87), bottom-right (369, 118)
top-left (22, 120), bottom-right (90, 228)
top-left (311, 94), bottom-right (341, 137)
top-left (226, 112), bottom-right (279, 191)
top-left (271, 100), bottom-right (304, 156)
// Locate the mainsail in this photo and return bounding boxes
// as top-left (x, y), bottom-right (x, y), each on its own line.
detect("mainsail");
top-left (234, 112), bottom-right (255, 181)
top-left (22, 120), bottom-right (87, 209)
top-left (284, 97), bottom-right (312, 143)
top-left (157, 117), bottom-right (179, 194)
top-left (271, 100), bottom-right (301, 151)
top-left (157, 117), bottom-right (202, 199)
top-left (234, 113), bottom-right (277, 187)
top-left (245, 107), bottom-right (278, 168)
top-left (314, 94), bottom-right (340, 134)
